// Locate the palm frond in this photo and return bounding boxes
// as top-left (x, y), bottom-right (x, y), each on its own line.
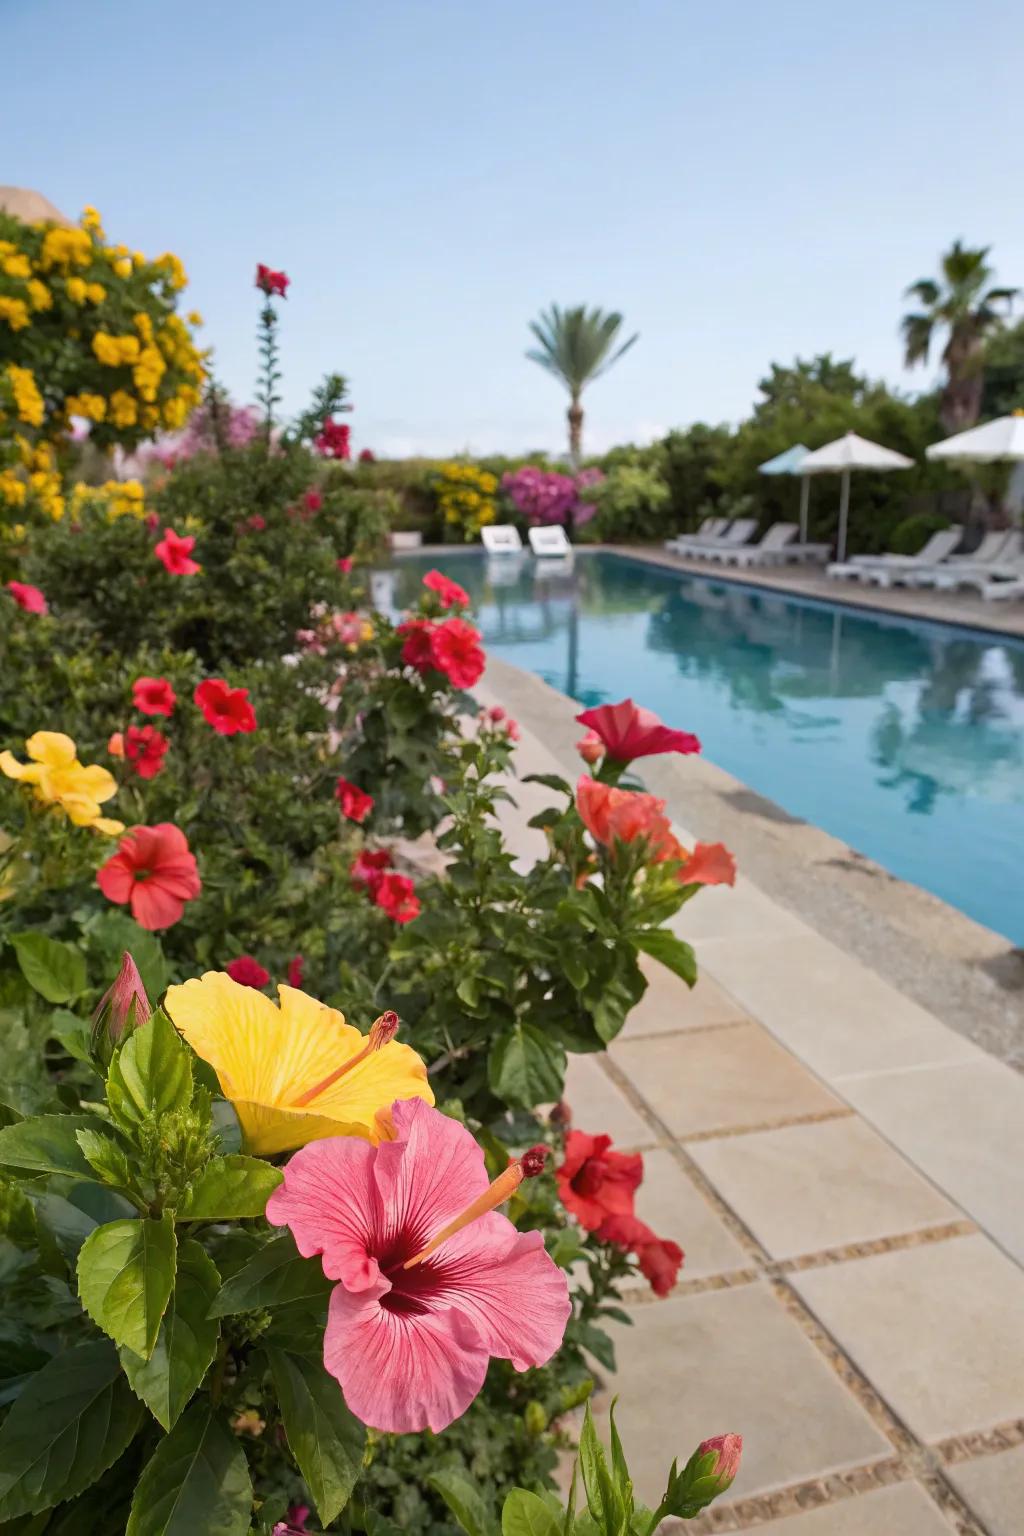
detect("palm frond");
top-left (901, 313), bottom-right (933, 366)
top-left (524, 303), bottom-right (639, 396)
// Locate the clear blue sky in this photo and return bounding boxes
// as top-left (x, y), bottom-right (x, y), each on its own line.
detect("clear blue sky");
top-left (5, 0), bottom-right (1022, 457)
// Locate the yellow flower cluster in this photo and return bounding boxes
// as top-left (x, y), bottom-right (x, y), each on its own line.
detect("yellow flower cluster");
top-left (0, 296), bottom-right (30, 331)
top-left (65, 392), bottom-right (107, 422)
top-left (92, 331), bottom-right (141, 366)
top-left (0, 436), bottom-right (64, 519)
top-left (435, 462), bottom-right (499, 541)
top-left (5, 366), bottom-right (45, 428)
top-left (0, 732), bottom-right (123, 835)
top-left (39, 226), bottom-right (93, 272)
top-left (70, 478), bottom-right (146, 523)
top-left (155, 252), bottom-right (188, 291)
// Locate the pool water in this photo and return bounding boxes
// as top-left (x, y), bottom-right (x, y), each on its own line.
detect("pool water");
top-left (383, 551), bottom-right (1024, 943)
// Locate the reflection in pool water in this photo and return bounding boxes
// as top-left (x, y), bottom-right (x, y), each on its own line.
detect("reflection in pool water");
top-left (383, 551), bottom-right (1024, 942)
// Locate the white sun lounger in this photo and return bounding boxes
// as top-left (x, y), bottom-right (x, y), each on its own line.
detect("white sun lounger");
top-left (686, 518), bottom-right (758, 561)
top-left (482, 524), bottom-right (524, 554)
top-left (906, 530), bottom-right (1022, 589)
top-left (827, 527), bottom-right (962, 583)
top-left (932, 550), bottom-right (1024, 598)
top-left (665, 517), bottom-right (726, 554)
top-left (708, 522), bottom-right (798, 566)
top-left (528, 524), bottom-right (573, 558)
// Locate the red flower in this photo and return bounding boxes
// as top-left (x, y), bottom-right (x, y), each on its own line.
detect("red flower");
top-left (358, 448), bottom-right (376, 463)
top-left (337, 555), bottom-right (354, 574)
top-left (335, 777), bottom-right (374, 823)
top-left (133, 676), bottom-right (176, 717)
top-left (678, 842), bottom-right (737, 888)
top-left (397, 618), bottom-right (436, 672)
top-left (287, 955), bottom-right (305, 988)
top-left (575, 699), bottom-right (700, 763)
top-left (6, 581), bottom-right (47, 615)
top-left (314, 419), bottom-right (351, 460)
top-left (304, 489), bottom-right (322, 513)
top-left (423, 569), bottom-right (470, 611)
top-left (256, 264), bottom-right (289, 297)
top-left (97, 823), bottom-right (201, 931)
top-left (429, 618), bottom-right (485, 689)
top-left (576, 776), bottom-right (683, 863)
top-left (194, 679), bottom-right (257, 735)
top-left (226, 955), bottom-right (271, 989)
top-left (246, 513), bottom-right (266, 532)
top-left (374, 871), bottom-right (420, 924)
top-left (556, 1131), bottom-right (644, 1232)
top-left (124, 724), bottom-right (169, 780)
top-left (596, 1213), bottom-right (684, 1297)
top-left (351, 847), bottom-right (391, 894)
top-left (144, 512), bottom-right (160, 532)
top-left (155, 527), bottom-right (201, 576)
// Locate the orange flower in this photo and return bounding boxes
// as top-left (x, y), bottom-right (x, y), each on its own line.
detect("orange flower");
top-left (678, 842), bottom-right (736, 888)
top-left (575, 776), bottom-right (682, 862)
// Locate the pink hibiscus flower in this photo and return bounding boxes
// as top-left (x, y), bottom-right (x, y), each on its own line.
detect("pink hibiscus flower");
top-left (575, 699), bottom-right (700, 763)
top-left (265, 1099), bottom-right (569, 1434)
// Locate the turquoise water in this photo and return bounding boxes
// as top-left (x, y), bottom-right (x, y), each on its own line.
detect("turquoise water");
top-left (385, 551), bottom-right (1024, 943)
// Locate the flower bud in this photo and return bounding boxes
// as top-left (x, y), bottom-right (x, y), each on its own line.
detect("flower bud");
top-left (576, 730), bottom-right (604, 766)
top-left (91, 951), bottom-right (150, 1060)
top-left (523, 1400), bottom-right (548, 1436)
top-left (696, 1433), bottom-right (742, 1495)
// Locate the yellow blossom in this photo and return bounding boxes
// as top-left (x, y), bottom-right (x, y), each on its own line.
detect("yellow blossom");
top-left (108, 390), bottom-right (138, 429)
top-left (6, 366), bottom-right (44, 428)
top-left (164, 973), bottom-right (434, 1156)
top-left (40, 227), bottom-right (93, 271)
top-left (161, 396), bottom-right (189, 429)
top-left (65, 276), bottom-right (87, 304)
top-left (0, 472), bottom-right (26, 507)
top-left (92, 331), bottom-right (140, 366)
top-left (0, 732), bottom-right (124, 835)
top-left (133, 312), bottom-right (153, 343)
top-left (0, 297), bottom-right (30, 331)
top-left (140, 404), bottom-right (159, 431)
top-left (26, 279), bottom-right (51, 311)
top-left (65, 392), bottom-right (107, 423)
top-left (86, 282), bottom-right (106, 304)
top-left (155, 252), bottom-right (187, 291)
top-left (80, 205), bottom-right (105, 238)
top-left (113, 257), bottom-right (132, 279)
top-left (187, 310), bottom-right (203, 326)
top-left (2, 254), bottom-right (30, 279)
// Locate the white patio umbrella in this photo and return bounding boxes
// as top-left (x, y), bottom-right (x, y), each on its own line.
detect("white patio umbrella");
top-left (800, 431), bottom-right (914, 561)
top-left (926, 414), bottom-right (1024, 520)
top-left (758, 444), bottom-right (812, 540)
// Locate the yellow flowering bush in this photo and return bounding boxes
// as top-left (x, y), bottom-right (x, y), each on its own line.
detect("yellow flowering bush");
top-left (0, 205), bottom-right (206, 461)
top-left (434, 460), bottom-right (499, 541)
top-left (68, 477), bottom-right (146, 522)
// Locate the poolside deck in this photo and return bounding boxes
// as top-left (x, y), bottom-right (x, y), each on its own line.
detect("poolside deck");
top-left (607, 545), bottom-right (1024, 639)
top-left (476, 660), bottom-right (1024, 1536)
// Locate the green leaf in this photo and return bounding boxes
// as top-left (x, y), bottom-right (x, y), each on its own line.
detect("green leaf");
top-left (49, 1008), bottom-right (92, 1063)
top-left (76, 1128), bottom-right (134, 1190)
top-left (207, 1233), bottom-right (332, 1317)
top-left (502, 1489), bottom-right (562, 1536)
top-left (175, 1156), bottom-right (282, 1220)
top-left (0, 1114), bottom-right (104, 1179)
top-left (562, 951), bottom-right (589, 990)
top-left (488, 1024), bottom-right (566, 1110)
top-left (522, 772), bottom-right (572, 797)
top-left (90, 913), bottom-right (169, 1001)
top-left (121, 1240), bottom-right (220, 1431)
top-left (106, 1011), bottom-right (192, 1128)
top-left (125, 1401), bottom-right (252, 1535)
top-left (428, 1469), bottom-right (497, 1536)
top-left (10, 934), bottom-right (86, 1005)
top-left (78, 1214), bottom-right (176, 1359)
top-left (608, 1401), bottom-right (633, 1515)
top-left (577, 1323), bottom-right (616, 1372)
top-left (578, 1402), bottom-right (624, 1535)
top-left (0, 1340), bottom-right (143, 1519)
top-left (631, 931), bottom-right (697, 988)
top-left (268, 1349), bottom-right (366, 1526)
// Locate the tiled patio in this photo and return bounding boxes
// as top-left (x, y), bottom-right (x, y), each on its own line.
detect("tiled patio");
top-left (476, 671), bottom-right (1024, 1536)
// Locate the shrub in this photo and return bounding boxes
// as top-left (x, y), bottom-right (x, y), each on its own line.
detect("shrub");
top-left (589, 462), bottom-right (672, 541)
top-left (887, 510), bottom-right (951, 554)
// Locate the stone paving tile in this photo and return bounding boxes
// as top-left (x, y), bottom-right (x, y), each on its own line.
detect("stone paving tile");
top-left (619, 956), bottom-right (747, 1039)
top-left (726, 1482), bottom-right (955, 1534)
top-left (839, 1059), bottom-right (1024, 1267)
top-left (563, 1052), bottom-right (656, 1149)
top-left (693, 933), bottom-right (982, 1080)
top-left (688, 1117), bottom-right (959, 1260)
top-left (594, 1284), bottom-right (889, 1506)
top-left (945, 1446), bottom-right (1024, 1536)
top-left (671, 878), bottom-right (808, 943)
top-left (610, 1021), bottom-right (842, 1138)
top-left (632, 1148), bottom-right (749, 1279)
top-left (793, 1235), bottom-right (1024, 1442)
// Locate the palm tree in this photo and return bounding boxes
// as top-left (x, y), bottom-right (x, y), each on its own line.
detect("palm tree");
top-left (901, 242), bottom-right (1017, 431)
top-left (526, 305), bottom-right (638, 468)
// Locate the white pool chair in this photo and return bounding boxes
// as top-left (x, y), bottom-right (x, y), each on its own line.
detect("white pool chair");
top-left (905, 530), bottom-right (1021, 589)
top-left (665, 517), bottom-right (725, 554)
top-left (710, 522), bottom-right (798, 566)
top-left (687, 518), bottom-right (758, 560)
top-left (529, 524), bottom-right (573, 558)
top-left (776, 541), bottom-right (832, 565)
top-left (827, 527), bottom-right (962, 582)
top-left (934, 551), bottom-right (1024, 598)
top-left (482, 524), bottom-right (523, 554)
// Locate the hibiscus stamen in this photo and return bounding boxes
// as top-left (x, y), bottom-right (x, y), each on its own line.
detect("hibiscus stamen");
top-left (291, 1011), bottom-right (400, 1107)
top-left (403, 1144), bottom-right (548, 1268)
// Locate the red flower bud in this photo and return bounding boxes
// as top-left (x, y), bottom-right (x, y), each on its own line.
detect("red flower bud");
top-left (697, 1433), bottom-right (742, 1495)
top-left (91, 951), bottom-right (151, 1058)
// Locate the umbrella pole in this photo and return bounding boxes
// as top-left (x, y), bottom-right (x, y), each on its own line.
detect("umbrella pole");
top-left (837, 469), bottom-right (851, 561)
top-left (799, 476), bottom-right (810, 544)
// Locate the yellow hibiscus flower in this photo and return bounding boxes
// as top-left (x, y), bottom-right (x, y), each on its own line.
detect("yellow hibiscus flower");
top-left (0, 732), bottom-right (123, 834)
top-left (164, 973), bottom-right (434, 1156)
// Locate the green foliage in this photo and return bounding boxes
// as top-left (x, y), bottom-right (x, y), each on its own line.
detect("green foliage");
top-left (588, 463), bottom-right (671, 543)
top-left (887, 511), bottom-right (952, 555)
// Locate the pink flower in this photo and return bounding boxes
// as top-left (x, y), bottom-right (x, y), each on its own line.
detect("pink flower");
top-left (155, 527), bottom-right (201, 576)
top-left (576, 730), bottom-right (604, 766)
top-left (304, 490), bottom-right (322, 513)
top-left (315, 419), bottom-right (351, 460)
top-left (575, 699), bottom-right (700, 763)
top-left (226, 955), bottom-right (270, 989)
top-left (374, 871), bottom-right (420, 924)
top-left (423, 569), bottom-right (470, 610)
top-left (430, 618), bottom-right (485, 689)
top-left (6, 581), bottom-right (47, 615)
top-left (697, 1434), bottom-right (743, 1495)
top-left (337, 556), bottom-right (354, 574)
top-left (256, 264), bottom-right (289, 297)
top-left (336, 777), bottom-right (374, 824)
top-left (265, 1099), bottom-right (569, 1432)
top-left (397, 618), bottom-right (436, 673)
top-left (351, 848), bottom-right (391, 894)
top-left (358, 448), bottom-right (376, 463)
top-left (246, 513), bottom-right (266, 532)
top-left (287, 955), bottom-right (305, 989)
top-left (488, 706), bottom-right (506, 723)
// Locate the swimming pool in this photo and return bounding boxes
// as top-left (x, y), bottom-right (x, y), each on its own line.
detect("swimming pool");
top-left (383, 550), bottom-right (1024, 943)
